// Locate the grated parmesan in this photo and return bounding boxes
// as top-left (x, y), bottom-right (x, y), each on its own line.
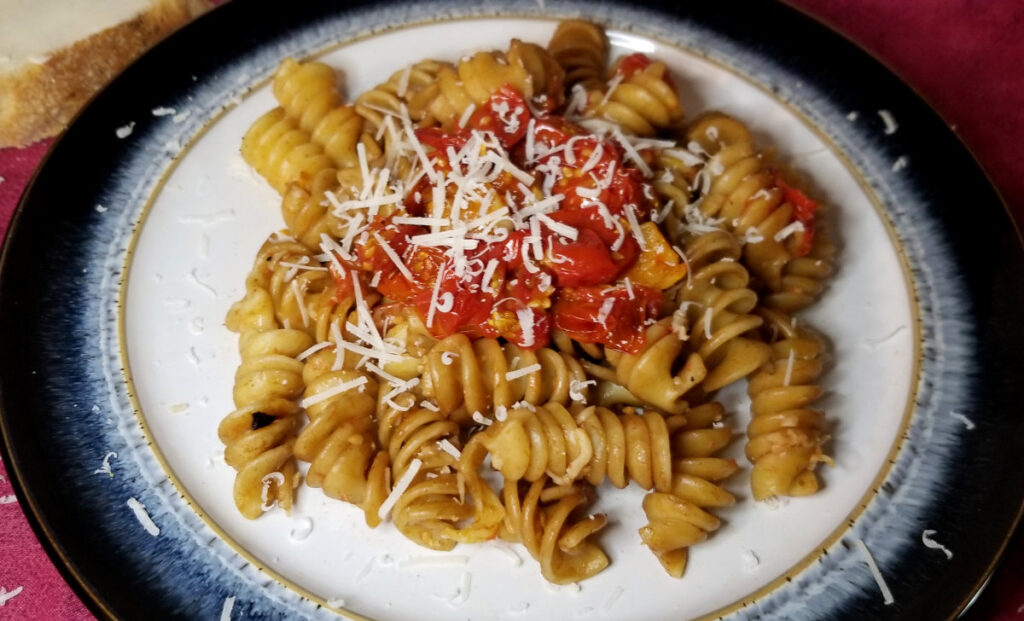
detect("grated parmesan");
top-left (378, 458), bottom-right (423, 519)
top-left (854, 537), bottom-right (895, 605)
top-left (506, 363), bottom-right (542, 381)
top-left (300, 376), bottom-right (369, 409)
top-left (921, 530), bottom-right (953, 560)
top-left (782, 348), bottom-right (796, 386)
top-left (438, 439), bottom-right (462, 460)
top-left (220, 596), bottom-right (235, 621)
top-left (126, 497), bottom-right (160, 536)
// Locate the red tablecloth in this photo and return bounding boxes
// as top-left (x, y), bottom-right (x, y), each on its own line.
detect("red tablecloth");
top-left (0, 1), bottom-right (1021, 618)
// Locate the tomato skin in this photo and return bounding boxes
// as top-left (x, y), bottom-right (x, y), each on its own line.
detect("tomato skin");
top-left (614, 53), bottom-right (652, 79)
top-left (329, 259), bottom-right (357, 302)
top-left (376, 245), bottom-right (444, 301)
top-left (357, 220), bottom-right (417, 271)
top-left (415, 126), bottom-right (471, 153)
top-left (468, 85), bottom-right (531, 148)
top-left (552, 285), bottom-right (662, 354)
top-left (548, 208), bottom-right (640, 279)
top-left (613, 52), bottom-right (677, 94)
top-left (773, 173), bottom-right (820, 257)
top-left (546, 226), bottom-right (620, 287)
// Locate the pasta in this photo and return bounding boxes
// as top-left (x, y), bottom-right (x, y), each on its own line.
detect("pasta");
top-left (294, 353), bottom-right (389, 526)
top-left (240, 107), bottom-right (333, 194)
top-left (639, 402), bottom-right (738, 577)
top-left (219, 243), bottom-right (316, 518)
top-left (424, 39), bottom-right (564, 128)
top-left (682, 112), bottom-right (834, 312)
top-left (417, 336), bottom-right (591, 424)
top-left (746, 308), bottom-right (831, 500)
top-left (354, 59), bottom-right (450, 132)
top-left (547, 19), bottom-right (608, 94)
top-left (668, 228), bottom-right (772, 393)
top-left (499, 478), bottom-right (609, 584)
top-left (473, 403), bottom-right (676, 490)
top-left (583, 54), bottom-right (684, 136)
top-left (219, 19), bottom-right (838, 585)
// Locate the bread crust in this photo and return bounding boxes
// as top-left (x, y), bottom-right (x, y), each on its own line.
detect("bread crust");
top-left (0, 0), bottom-right (210, 148)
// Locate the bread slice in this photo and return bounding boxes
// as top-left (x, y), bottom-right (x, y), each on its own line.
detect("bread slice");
top-left (0, 0), bottom-right (210, 148)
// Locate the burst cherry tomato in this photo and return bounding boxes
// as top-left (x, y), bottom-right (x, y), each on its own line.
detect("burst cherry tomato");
top-left (376, 245), bottom-right (444, 302)
top-left (552, 285), bottom-right (662, 354)
top-left (468, 85), bottom-right (532, 148)
top-left (548, 208), bottom-right (640, 279)
top-left (545, 226), bottom-right (621, 287)
top-left (415, 126), bottom-right (471, 153)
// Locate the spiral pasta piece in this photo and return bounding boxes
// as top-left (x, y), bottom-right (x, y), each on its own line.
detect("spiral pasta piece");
top-left (547, 19), bottom-right (608, 94)
top-left (500, 478), bottom-right (609, 584)
top-left (473, 403), bottom-right (677, 492)
top-left (584, 56), bottom-right (683, 137)
top-left (293, 350), bottom-right (390, 526)
top-left (243, 237), bottom-right (336, 338)
top-left (272, 58), bottom-right (377, 170)
top-left (279, 164), bottom-right (384, 250)
top-left (672, 229), bottom-right (772, 392)
top-left (758, 225), bottom-right (835, 313)
top-left (272, 59), bottom-right (339, 132)
top-left (386, 407), bottom-right (468, 550)
top-left (426, 39), bottom-right (564, 127)
top-left (746, 308), bottom-right (831, 500)
top-left (219, 265), bottom-right (315, 519)
top-left (601, 318), bottom-right (707, 415)
top-left (418, 334), bottom-right (591, 425)
top-left (368, 383), bottom-right (505, 549)
top-left (241, 107), bottom-right (333, 194)
top-left (639, 401), bottom-right (738, 577)
top-left (279, 167), bottom-right (348, 248)
top-left (685, 112), bottom-right (833, 311)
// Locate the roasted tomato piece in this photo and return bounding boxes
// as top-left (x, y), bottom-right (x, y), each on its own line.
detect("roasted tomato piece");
top-left (545, 226), bottom-right (620, 287)
top-left (469, 85), bottom-right (532, 148)
top-left (614, 53), bottom-right (653, 79)
top-left (415, 126), bottom-right (471, 154)
top-left (356, 220), bottom-right (419, 272)
top-left (375, 245), bottom-right (444, 302)
top-left (482, 300), bottom-right (551, 350)
top-left (548, 209), bottom-right (641, 278)
top-left (505, 265), bottom-right (555, 309)
top-left (612, 52), bottom-right (677, 92)
top-left (773, 173), bottom-right (820, 257)
top-left (552, 285), bottom-right (662, 354)
top-left (328, 258), bottom-right (359, 302)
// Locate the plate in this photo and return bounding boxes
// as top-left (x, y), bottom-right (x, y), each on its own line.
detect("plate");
top-left (1, 0), bottom-right (1022, 619)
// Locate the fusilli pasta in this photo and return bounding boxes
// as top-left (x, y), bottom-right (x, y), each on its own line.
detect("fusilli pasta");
top-left (219, 19), bottom-right (840, 586)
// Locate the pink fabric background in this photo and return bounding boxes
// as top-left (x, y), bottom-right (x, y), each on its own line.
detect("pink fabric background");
top-left (0, 1), bottom-right (1021, 618)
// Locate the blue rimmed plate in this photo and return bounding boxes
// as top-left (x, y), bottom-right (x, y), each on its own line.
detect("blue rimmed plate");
top-left (1, 0), bottom-right (1021, 619)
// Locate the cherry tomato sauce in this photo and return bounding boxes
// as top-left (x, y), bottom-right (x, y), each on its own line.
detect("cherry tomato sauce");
top-left (335, 86), bottom-right (665, 353)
